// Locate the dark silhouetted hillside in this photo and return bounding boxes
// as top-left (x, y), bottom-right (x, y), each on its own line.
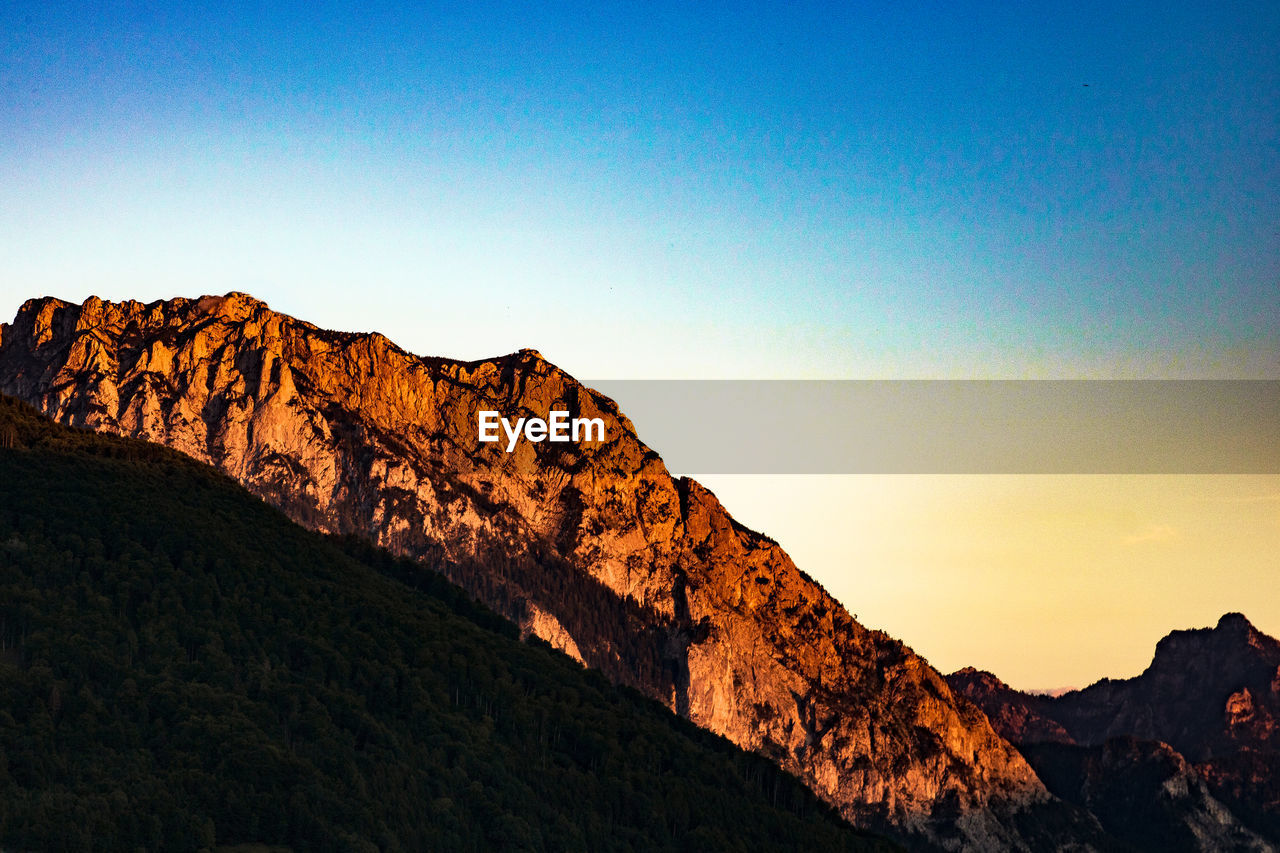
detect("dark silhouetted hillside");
top-left (0, 394), bottom-right (895, 853)
top-left (949, 618), bottom-right (1280, 850)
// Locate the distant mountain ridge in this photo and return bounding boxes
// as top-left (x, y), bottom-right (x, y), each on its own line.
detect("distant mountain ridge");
top-left (948, 614), bottom-right (1280, 850)
top-left (0, 292), bottom-right (1097, 850)
top-left (948, 613), bottom-right (1280, 758)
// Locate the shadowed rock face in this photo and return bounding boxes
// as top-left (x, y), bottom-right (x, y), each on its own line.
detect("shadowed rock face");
top-left (1047, 614), bottom-right (1280, 761)
top-left (948, 616), bottom-right (1280, 850)
top-left (946, 668), bottom-right (1076, 746)
top-left (2, 293), bottom-right (1074, 849)
top-left (1019, 738), bottom-right (1275, 853)
top-left (948, 614), bottom-right (1280, 758)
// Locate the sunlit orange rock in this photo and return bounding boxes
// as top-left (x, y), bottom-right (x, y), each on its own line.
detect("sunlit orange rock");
top-left (2, 293), bottom-right (1079, 849)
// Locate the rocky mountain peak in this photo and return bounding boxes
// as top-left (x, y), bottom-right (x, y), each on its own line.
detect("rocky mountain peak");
top-left (946, 668), bottom-right (1077, 746)
top-left (1143, 613), bottom-right (1280, 696)
top-left (1219, 612), bottom-right (1255, 630)
top-left (1215, 612), bottom-right (1275, 653)
top-left (950, 667), bottom-right (1005, 692)
top-left (952, 614), bottom-right (1280, 760)
top-left (949, 617), bottom-right (1280, 849)
top-left (1, 292), bottom-right (1090, 849)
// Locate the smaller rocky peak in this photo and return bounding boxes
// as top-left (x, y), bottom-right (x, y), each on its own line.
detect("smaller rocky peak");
top-left (948, 667), bottom-right (1009, 697)
top-left (222, 291), bottom-right (267, 309)
top-left (1133, 614), bottom-right (1280, 723)
top-left (477, 348), bottom-right (558, 392)
top-left (1152, 613), bottom-right (1271, 666)
top-left (1215, 612), bottom-right (1259, 639)
top-left (18, 296), bottom-right (75, 350)
top-left (79, 294), bottom-right (106, 322)
top-left (501, 348), bottom-right (554, 374)
top-left (1217, 611), bottom-right (1251, 628)
top-left (16, 295), bottom-right (72, 317)
top-left (362, 331), bottom-right (406, 359)
top-left (506, 348), bottom-right (550, 374)
top-left (71, 295), bottom-right (136, 339)
top-left (193, 292), bottom-right (268, 324)
top-left (945, 667), bottom-right (1079, 746)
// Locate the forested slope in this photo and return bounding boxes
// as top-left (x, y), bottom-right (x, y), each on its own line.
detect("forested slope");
top-left (0, 395), bottom-right (894, 853)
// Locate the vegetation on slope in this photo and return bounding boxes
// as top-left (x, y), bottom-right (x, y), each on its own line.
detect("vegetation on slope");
top-left (0, 395), bottom-right (894, 852)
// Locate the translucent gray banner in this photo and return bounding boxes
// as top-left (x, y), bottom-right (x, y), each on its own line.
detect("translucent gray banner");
top-left (584, 380), bottom-right (1280, 474)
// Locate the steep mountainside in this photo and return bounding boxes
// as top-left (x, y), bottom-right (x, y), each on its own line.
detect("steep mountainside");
top-left (1019, 738), bottom-right (1272, 853)
top-left (0, 292), bottom-right (1095, 850)
top-left (946, 669), bottom-right (1075, 746)
top-left (0, 393), bottom-right (896, 852)
top-left (948, 616), bottom-right (1280, 850)
top-left (1046, 614), bottom-right (1280, 761)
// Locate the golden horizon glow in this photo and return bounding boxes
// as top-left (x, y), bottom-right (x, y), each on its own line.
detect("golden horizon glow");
top-left (697, 474), bottom-right (1280, 692)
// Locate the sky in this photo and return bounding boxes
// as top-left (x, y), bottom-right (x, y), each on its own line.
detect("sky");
top-left (1, 1), bottom-right (1277, 688)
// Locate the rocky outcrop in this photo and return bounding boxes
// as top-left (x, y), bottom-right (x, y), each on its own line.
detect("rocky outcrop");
top-left (1044, 614), bottom-right (1280, 761)
top-left (948, 614), bottom-right (1280, 761)
top-left (946, 668), bottom-right (1076, 746)
top-left (1, 293), bottom-right (1086, 849)
top-left (1020, 738), bottom-right (1274, 852)
top-left (948, 615), bottom-right (1280, 848)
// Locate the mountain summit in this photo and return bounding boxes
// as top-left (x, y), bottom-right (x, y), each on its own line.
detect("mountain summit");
top-left (949, 615), bottom-right (1280, 848)
top-left (1007, 612), bottom-right (1279, 759)
top-left (1, 293), bottom-right (1090, 849)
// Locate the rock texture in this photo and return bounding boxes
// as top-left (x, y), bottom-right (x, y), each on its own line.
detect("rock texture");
top-left (949, 615), bottom-right (1280, 849)
top-left (1044, 614), bottom-right (1280, 761)
top-left (1020, 738), bottom-right (1274, 852)
top-left (2, 293), bottom-right (1089, 850)
top-left (946, 669), bottom-right (1076, 746)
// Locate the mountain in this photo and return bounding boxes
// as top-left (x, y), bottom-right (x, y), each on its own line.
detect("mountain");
top-left (945, 669), bottom-right (1075, 747)
top-left (0, 392), bottom-right (897, 852)
top-left (1018, 738), bottom-right (1272, 853)
top-left (1043, 614), bottom-right (1279, 760)
top-left (948, 615), bottom-right (1280, 850)
top-left (0, 292), bottom-right (1098, 850)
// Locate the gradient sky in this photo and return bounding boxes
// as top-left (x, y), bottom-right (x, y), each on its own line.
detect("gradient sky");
top-left (1, 2), bottom-right (1277, 688)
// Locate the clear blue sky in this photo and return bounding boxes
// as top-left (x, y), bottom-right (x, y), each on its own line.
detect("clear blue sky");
top-left (1, 2), bottom-right (1278, 688)
top-left (2, 0), bottom-right (1276, 378)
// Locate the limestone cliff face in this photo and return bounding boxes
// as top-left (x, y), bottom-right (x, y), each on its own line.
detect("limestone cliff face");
top-left (1, 293), bottom-right (1064, 849)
